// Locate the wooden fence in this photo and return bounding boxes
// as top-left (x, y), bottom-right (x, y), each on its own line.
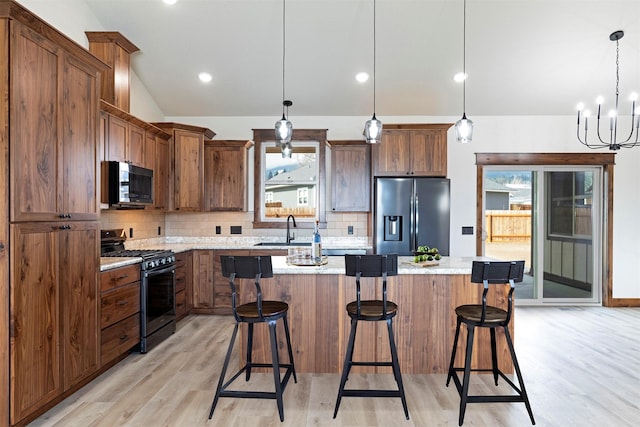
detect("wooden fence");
top-left (485, 210), bottom-right (531, 242)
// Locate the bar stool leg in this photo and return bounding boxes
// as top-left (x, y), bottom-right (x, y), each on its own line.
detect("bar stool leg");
top-left (490, 328), bottom-right (499, 386)
top-left (246, 323), bottom-right (254, 381)
top-left (333, 318), bottom-right (358, 418)
top-left (209, 323), bottom-right (239, 419)
top-left (387, 318), bottom-right (409, 420)
top-left (459, 325), bottom-right (475, 426)
top-left (503, 326), bottom-right (536, 425)
top-left (282, 314), bottom-right (297, 383)
top-left (268, 319), bottom-right (285, 422)
top-left (447, 318), bottom-right (463, 386)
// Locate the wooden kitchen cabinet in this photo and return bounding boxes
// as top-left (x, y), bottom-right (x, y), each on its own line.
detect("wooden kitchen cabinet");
top-left (372, 124), bottom-right (451, 177)
top-left (328, 140), bottom-right (371, 212)
top-left (175, 251), bottom-right (193, 320)
top-left (104, 110), bottom-right (148, 167)
top-left (154, 135), bottom-right (171, 210)
top-left (10, 221), bottom-right (100, 423)
top-left (152, 122), bottom-right (216, 212)
top-left (192, 250), bottom-right (215, 312)
top-left (204, 140), bottom-right (252, 211)
top-left (99, 263), bottom-right (141, 366)
top-left (9, 22), bottom-right (103, 223)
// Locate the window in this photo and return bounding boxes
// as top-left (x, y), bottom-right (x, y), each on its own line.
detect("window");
top-left (253, 129), bottom-right (327, 229)
top-left (547, 171), bottom-right (593, 237)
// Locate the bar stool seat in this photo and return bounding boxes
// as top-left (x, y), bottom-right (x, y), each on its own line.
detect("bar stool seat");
top-left (208, 255), bottom-right (296, 423)
top-left (333, 254), bottom-right (409, 420)
top-left (446, 260), bottom-right (535, 426)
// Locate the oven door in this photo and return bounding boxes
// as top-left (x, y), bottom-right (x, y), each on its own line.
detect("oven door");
top-left (142, 264), bottom-right (176, 339)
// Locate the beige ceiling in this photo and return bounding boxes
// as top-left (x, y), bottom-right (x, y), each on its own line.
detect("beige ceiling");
top-left (83, 0), bottom-right (640, 118)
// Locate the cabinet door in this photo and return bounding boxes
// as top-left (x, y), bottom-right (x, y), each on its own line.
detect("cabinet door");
top-left (409, 130), bottom-right (447, 177)
top-left (10, 223), bottom-right (61, 423)
top-left (174, 129), bottom-right (204, 211)
top-left (372, 130), bottom-right (412, 176)
top-left (10, 24), bottom-right (62, 222)
top-left (60, 222), bottom-right (99, 389)
top-left (192, 250), bottom-right (214, 309)
top-left (61, 55), bottom-right (100, 220)
top-left (144, 131), bottom-right (157, 171)
top-left (204, 141), bottom-right (247, 211)
top-left (127, 123), bottom-right (145, 167)
top-left (154, 137), bottom-right (170, 210)
top-left (331, 143), bottom-right (370, 212)
top-left (106, 114), bottom-right (127, 163)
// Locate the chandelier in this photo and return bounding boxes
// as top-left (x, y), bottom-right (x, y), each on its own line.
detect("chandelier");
top-left (577, 30), bottom-right (639, 150)
top-left (275, 0), bottom-right (293, 157)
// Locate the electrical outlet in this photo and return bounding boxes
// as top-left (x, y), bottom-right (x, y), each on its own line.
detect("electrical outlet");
top-left (348, 225), bottom-right (354, 235)
top-left (129, 227), bottom-right (133, 238)
top-left (215, 226), bottom-right (221, 235)
top-left (230, 226), bottom-right (242, 235)
top-left (158, 226), bottom-right (162, 236)
top-left (462, 226), bottom-right (474, 235)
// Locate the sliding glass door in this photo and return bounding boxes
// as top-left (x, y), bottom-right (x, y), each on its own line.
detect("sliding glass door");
top-left (483, 166), bottom-right (602, 304)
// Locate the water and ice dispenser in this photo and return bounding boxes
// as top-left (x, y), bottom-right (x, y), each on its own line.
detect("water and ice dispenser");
top-left (384, 215), bottom-right (402, 241)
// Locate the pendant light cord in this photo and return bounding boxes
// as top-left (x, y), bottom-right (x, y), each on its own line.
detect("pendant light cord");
top-left (462, 0), bottom-right (467, 116)
top-left (373, 0), bottom-right (377, 115)
top-left (282, 0), bottom-right (287, 117)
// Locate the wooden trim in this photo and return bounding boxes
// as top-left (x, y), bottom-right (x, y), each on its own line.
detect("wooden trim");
top-left (152, 122), bottom-right (216, 139)
top-left (383, 123), bottom-right (453, 132)
top-left (252, 129), bottom-right (327, 229)
top-left (475, 153), bottom-right (621, 306)
top-left (0, 17), bottom-right (8, 427)
top-left (84, 31), bottom-right (140, 54)
top-left (476, 152), bottom-right (616, 166)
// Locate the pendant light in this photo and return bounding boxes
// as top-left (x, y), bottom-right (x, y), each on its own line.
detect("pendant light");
top-left (275, 0), bottom-right (293, 157)
top-left (455, 0), bottom-right (473, 143)
top-left (363, 0), bottom-right (382, 144)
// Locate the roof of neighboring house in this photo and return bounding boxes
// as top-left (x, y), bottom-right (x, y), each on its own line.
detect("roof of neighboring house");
top-left (484, 179), bottom-right (511, 193)
top-left (267, 160), bottom-right (317, 184)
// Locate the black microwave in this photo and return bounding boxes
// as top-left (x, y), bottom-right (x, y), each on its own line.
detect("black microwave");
top-left (103, 161), bottom-right (153, 207)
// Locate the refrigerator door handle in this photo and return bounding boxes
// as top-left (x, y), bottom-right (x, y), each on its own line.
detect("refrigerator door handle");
top-left (413, 192), bottom-right (419, 250)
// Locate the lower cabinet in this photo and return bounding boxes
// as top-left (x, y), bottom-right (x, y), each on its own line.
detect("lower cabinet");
top-left (175, 251), bottom-right (193, 320)
top-left (10, 221), bottom-right (100, 424)
top-left (192, 250), bottom-right (216, 313)
top-left (99, 264), bottom-right (141, 366)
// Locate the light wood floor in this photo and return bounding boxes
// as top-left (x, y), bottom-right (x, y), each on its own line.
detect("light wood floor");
top-left (30, 307), bottom-right (640, 426)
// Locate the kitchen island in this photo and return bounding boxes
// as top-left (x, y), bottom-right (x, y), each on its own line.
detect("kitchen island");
top-left (234, 255), bottom-right (515, 375)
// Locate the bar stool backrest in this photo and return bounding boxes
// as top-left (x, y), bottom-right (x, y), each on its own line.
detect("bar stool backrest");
top-left (469, 260), bottom-right (525, 326)
top-left (220, 255), bottom-right (274, 322)
top-left (344, 254), bottom-right (398, 320)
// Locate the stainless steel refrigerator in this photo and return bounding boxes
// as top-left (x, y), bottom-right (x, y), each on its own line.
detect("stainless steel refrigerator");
top-left (374, 177), bottom-right (450, 255)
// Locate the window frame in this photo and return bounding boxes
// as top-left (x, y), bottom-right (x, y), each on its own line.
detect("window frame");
top-left (252, 128), bottom-right (327, 229)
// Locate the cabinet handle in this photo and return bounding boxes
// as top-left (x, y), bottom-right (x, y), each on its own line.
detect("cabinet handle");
top-left (58, 214), bottom-right (71, 218)
top-left (119, 334), bottom-right (129, 341)
top-left (116, 300), bottom-right (129, 306)
top-left (116, 275), bottom-right (129, 280)
top-left (59, 225), bottom-right (71, 230)
top-left (0, 242), bottom-right (4, 250)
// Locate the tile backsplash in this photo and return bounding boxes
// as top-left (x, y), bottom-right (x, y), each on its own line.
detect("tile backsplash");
top-left (100, 210), bottom-right (370, 241)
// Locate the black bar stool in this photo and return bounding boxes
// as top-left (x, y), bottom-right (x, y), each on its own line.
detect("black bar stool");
top-left (333, 254), bottom-right (409, 420)
top-left (446, 260), bottom-right (535, 425)
top-left (208, 255), bottom-right (296, 422)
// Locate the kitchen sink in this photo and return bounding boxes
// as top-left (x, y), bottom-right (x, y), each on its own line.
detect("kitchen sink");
top-left (254, 242), bottom-right (312, 246)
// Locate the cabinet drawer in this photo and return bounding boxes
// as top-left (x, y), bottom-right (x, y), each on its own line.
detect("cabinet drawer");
top-left (175, 251), bottom-right (187, 268)
top-left (101, 314), bottom-right (140, 365)
top-left (101, 264), bottom-right (140, 292)
top-left (176, 290), bottom-right (186, 319)
top-left (175, 268), bottom-right (186, 293)
top-left (101, 282), bottom-right (140, 329)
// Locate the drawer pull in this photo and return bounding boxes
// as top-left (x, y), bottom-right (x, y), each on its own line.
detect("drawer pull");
top-left (119, 334), bottom-right (129, 341)
top-left (116, 300), bottom-right (129, 306)
top-left (115, 275), bottom-right (129, 280)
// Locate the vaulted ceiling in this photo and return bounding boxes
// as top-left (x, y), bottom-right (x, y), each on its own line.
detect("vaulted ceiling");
top-left (83, 0), bottom-right (640, 118)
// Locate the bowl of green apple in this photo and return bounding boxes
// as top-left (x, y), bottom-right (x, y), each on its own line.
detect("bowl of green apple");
top-left (412, 245), bottom-right (442, 263)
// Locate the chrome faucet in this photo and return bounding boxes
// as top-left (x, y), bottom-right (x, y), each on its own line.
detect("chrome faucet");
top-left (286, 215), bottom-right (296, 245)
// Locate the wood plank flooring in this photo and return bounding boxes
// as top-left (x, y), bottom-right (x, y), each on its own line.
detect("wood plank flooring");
top-left (29, 306), bottom-right (640, 426)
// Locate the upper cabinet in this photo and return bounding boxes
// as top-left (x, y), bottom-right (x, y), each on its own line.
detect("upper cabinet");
top-left (85, 31), bottom-right (139, 113)
top-left (152, 122), bottom-right (216, 212)
top-left (372, 124), bottom-right (451, 177)
top-left (8, 14), bottom-right (106, 222)
top-left (204, 140), bottom-right (252, 211)
top-left (328, 140), bottom-right (371, 212)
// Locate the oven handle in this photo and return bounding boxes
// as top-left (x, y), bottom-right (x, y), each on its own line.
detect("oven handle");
top-left (143, 265), bottom-right (176, 277)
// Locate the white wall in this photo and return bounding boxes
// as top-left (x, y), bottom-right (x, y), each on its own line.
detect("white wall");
top-left (21, 1), bottom-right (640, 299)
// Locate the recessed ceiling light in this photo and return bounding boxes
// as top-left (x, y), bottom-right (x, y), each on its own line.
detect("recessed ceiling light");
top-left (453, 72), bottom-right (467, 82)
top-left (163, 0), bottom-right (178, 5)
top-left (355, 72), bottom-right (369, 83)
top-left (198, 72), bottom-right (212, 83)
